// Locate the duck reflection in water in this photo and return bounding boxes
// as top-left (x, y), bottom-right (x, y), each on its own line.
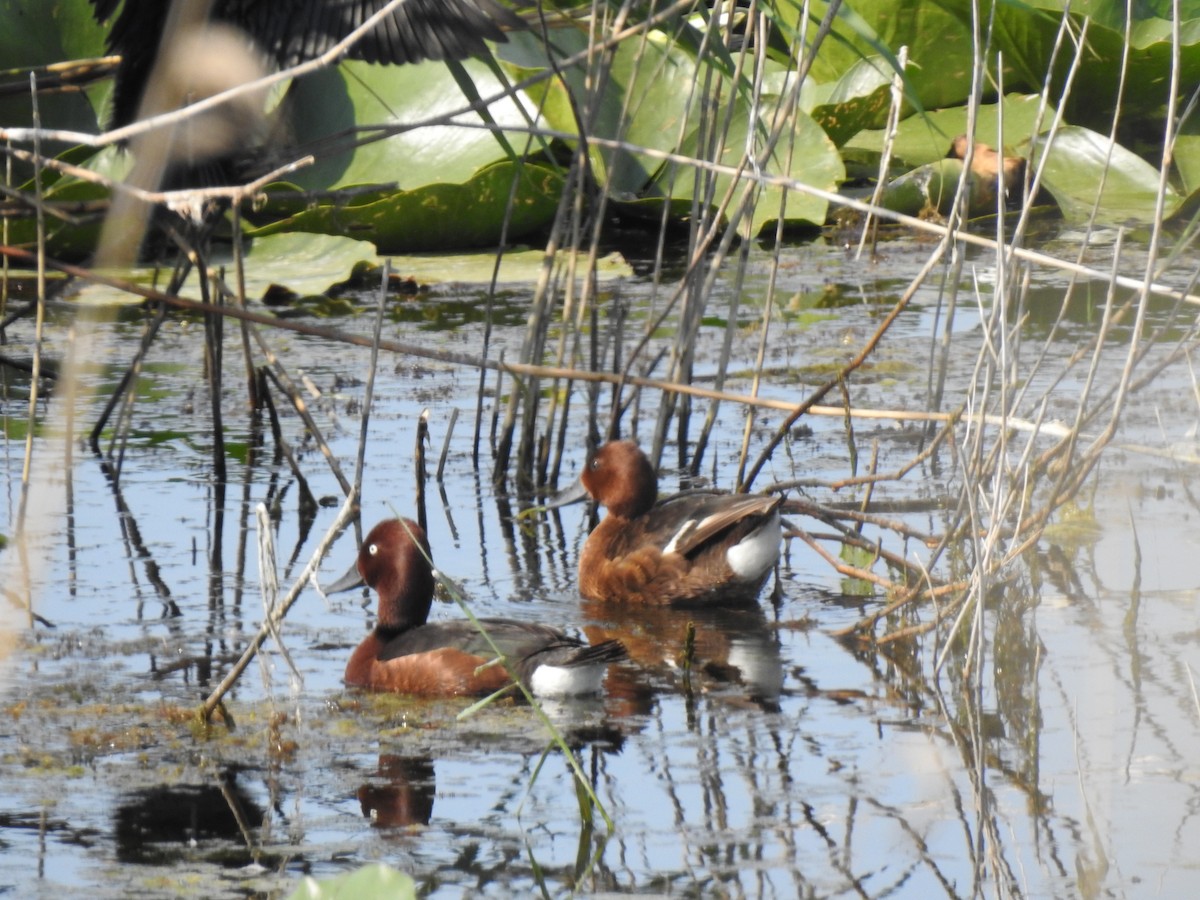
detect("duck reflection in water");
top-left (359, 755), bottom-right (437, 830)
top-left (584, 600), bottom-right (785, 713)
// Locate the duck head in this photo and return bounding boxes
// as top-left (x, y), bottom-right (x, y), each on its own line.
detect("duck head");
top-left (327, 518), bottom-right (436, 631)
top-left (582, 441), bottom-right (658, 519)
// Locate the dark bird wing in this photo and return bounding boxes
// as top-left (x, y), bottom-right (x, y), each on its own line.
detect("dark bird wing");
top-left (90, 0), bottom-right (527, 127)
top-left (615, 491), bottom-right (782, 560)
top-left (227, 0), bottom-right (526, 68)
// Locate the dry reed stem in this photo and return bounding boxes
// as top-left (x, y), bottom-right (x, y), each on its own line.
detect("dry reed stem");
top-left (244, 319), bottom-right (352, 495)
top-left (256, 502), bottom-right (303, 689)
top-left (415, 408), bottom-right (430, 535)
top-left (255, 371), bottom-right (317, 513)
top-left (2, 0), bottom-right (1192, 674)
top-left (353, 261), bottom-right (390, 506)
top-left (743, 237), bottom-right (948, 489)
top-left (0, 0), bottom-right (439, 150)
top-left (448, 120), bottom-right (1200, 306)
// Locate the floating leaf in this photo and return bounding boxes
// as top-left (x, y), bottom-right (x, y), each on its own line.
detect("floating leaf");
top-left (288, 863), bottom-right (417, 900)
top-left (1027, 125), bottom-right (1183, 223)
top-left (283, 59), bottom-right (540, 192)
top-left (0, 0), bottom-right (107, 138)
top-left (804, 56), bottom-right (895, 147)
top-left (251, 161), bottom-right (563, 253)
top-left (665, 97), bottom-right (844, 235)
top-left (847, 94), bottom-right (1052, 168)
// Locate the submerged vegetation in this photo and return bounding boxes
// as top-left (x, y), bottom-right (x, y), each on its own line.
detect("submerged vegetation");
top-left (1, 0), bottom-right (1199, 895)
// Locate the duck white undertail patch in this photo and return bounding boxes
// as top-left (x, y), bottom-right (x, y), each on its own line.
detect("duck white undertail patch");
top-left (530, 663), bottom-right (606, 697)
top-left (726, 510), bottom-right (782, 580)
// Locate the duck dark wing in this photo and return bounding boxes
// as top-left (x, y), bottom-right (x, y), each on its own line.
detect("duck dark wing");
top-left (618, 491), bottom-right (782, 560)
top-left (229, 0), bottom-right (526, 68)
top-left (376, 619), bottom-right (581, 663)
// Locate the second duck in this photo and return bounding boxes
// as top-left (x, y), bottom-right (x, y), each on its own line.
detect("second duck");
top-left (557, 441), bottom-right (782, 607)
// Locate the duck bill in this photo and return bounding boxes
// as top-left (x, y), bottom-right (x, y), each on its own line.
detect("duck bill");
top-left (325, 560), bottom-right (365, 594)
top-left (544, 476), bottom-right (589, 511)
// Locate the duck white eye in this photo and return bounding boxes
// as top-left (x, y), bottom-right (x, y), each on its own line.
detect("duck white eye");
top-left (367, 543), bottom-right (378, 556)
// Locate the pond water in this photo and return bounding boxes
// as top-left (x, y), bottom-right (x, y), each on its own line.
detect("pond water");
top-left (1, 226), bottom-right (1200, 898)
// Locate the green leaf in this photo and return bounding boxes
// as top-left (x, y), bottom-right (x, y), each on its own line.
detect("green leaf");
top-left (284, 59), bottom-right (540, 191)
top-left (1027, 125), bottom-right (1183, 223)
top-left (501, 26), bottom-right (721, 197)
top-left (665, 98), bottom-right (844, 235)
top-left (804, 56), bottom-right (895, 147)
top-left (878, 157), bottom-right (965, 217)
top-left (0, 142), bottom-right (126, 261)
top-left (1177, 126), bottom-right (1200, 198)
top-left (287, 863), bottom-right (417, 900)
top-left (251, 160), bottom-right (563, 253)
top-left (847, 94), bottom-right (1052, 167)
top-left (879, 155), bottom-right (1023, 218)
top-left (0, 0), bottom-right (108, 135)
top-left (770, 0), bottom-right (990, 112)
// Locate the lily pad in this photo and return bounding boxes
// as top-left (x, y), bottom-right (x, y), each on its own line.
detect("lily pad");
top-left (250, 160), bottom-right (563, 253)
top-left (770, 0), bottom-right (999, 112)
top-left (877, 157), bottom-right (1013, 218)
top-left (500, 26), bottom-right (724, 197)
top-left (1027, 125), bottom-right (1183, 224)
top-left (502, 24), bottom-right (843, 233)
top-left (288, 863), bottom-right (417, 900)
top-left (282, 58), bottom-right (541, 192)
top-left (847, 94), bottom-right (1051, 167)
top-left (804, 56), bottom-right (896, 147)
top-left (0, 0), bottom-right (108, 139)
top-left (667, 96), bottom-right (843, 235)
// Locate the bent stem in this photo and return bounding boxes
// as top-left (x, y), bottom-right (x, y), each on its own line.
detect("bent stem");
top-left (389, 526), bottom-right (616, 830)
top-left (439, 565), bottom-right (616, 832)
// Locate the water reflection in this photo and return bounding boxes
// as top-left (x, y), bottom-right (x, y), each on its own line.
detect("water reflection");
top-left (583, 600), bottom-right (785, 711)
top-left (359, 755), bottom-right (436, 829)
top-left (113, 770), bottom-right (264, 866)
top-left (6, 232), bottom-right (1200, 896)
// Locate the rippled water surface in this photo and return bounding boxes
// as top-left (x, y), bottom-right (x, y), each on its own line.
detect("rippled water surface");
top-left (2, 230), bottom-right (1199, 898)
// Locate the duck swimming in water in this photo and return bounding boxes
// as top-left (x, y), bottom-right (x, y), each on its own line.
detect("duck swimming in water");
top-left (326, 517), bottom-right (626, 697)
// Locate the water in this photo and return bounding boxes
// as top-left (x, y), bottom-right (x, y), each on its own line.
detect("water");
top-left (1, 230), bottom-right (1199, 897)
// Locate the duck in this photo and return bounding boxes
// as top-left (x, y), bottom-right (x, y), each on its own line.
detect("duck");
top-left (325, 517), bottom-right (627, 697)
top-left (553, 441), bottom-right (783, 606)
top-left (947, 134), bottom-right (1027, 205)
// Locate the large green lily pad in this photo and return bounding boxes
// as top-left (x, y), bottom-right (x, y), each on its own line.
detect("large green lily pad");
top-left (250, 160), bottom-right (563, 253)
top-left (1027, 124), bottom-right (1184, 223)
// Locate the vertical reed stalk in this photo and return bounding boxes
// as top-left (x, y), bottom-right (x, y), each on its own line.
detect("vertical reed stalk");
top-left (15, 72), bottom-right (47, 624)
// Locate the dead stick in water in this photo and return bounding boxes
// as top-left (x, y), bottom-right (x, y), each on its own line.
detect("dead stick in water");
top-left (353, 262), bottom-right (389, 504)
top-left (415, 409), bottom-right (429, 535)
top-left (246, 321), bottom-right (351, 495)
top-left (437, 408), bottom-right (458, 482)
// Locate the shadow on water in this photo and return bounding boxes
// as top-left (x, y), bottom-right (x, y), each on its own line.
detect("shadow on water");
top-left (113, 771), bottom-right (266, 867)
